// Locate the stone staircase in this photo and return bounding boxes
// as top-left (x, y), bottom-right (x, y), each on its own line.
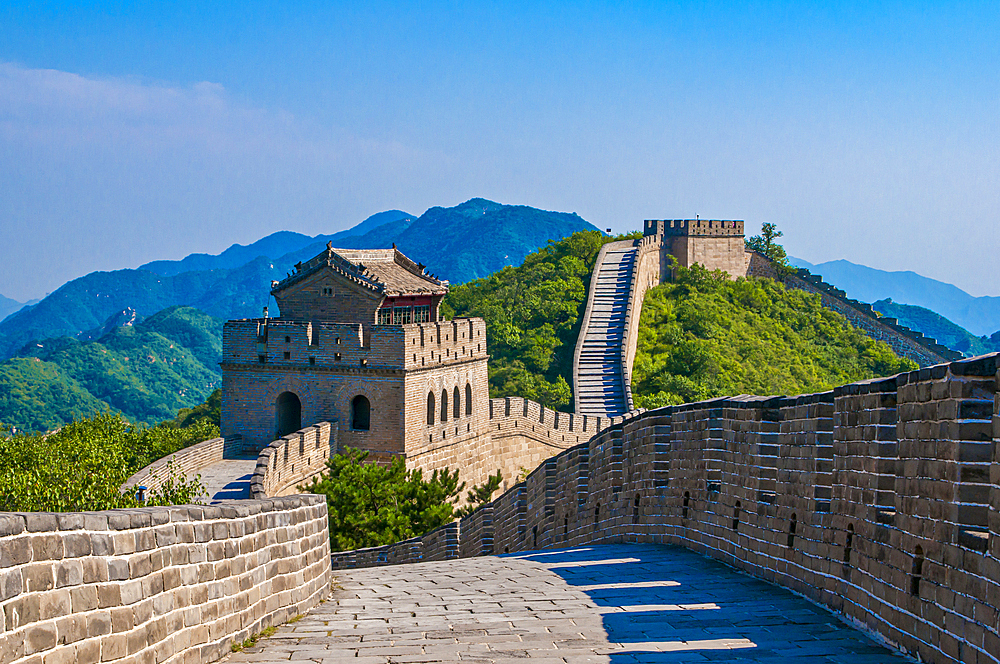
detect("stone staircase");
top-left (574, 242), bottom-right (637, 417)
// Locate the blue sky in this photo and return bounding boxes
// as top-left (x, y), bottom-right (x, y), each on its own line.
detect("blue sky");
top-left (1, 1), bottom-right (998, 301)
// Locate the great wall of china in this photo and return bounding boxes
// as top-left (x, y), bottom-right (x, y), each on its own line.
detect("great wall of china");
top-left (0, 223), bottom-right (991, 664)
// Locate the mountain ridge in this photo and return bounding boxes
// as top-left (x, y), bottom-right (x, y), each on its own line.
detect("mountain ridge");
top-left (0, 294), bottom-right (25, 323)
top-left (788, 257), bottom-right (1000, 336)
top-left (0, 200), bottom-right (598, 359)
top-left (140, 210), bottom-right (415, 276)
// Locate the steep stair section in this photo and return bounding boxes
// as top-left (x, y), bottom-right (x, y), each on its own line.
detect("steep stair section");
top-left (574, 240), bottom-right (637, 417)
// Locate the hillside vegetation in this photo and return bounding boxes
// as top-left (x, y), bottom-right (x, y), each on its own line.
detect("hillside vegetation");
top-left (0, 306), bottom-right (222, 432)
top-left (632, 263), bottom-right (918, 407)
top-left (0, 413), bottom-right (216, 512)
top-left (445, 230), bottom-right (629, 409)
top-left (873, 299), bottom-right (1000, 358)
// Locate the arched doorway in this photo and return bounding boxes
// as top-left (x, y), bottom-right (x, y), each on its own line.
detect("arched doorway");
top-left (351, 395), bottom-right (371, 431)
top-left (276, 392), bottom-right (301, 437)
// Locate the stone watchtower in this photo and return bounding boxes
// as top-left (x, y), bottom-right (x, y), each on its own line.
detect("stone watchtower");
top-left (643, 219), bottom-right (749, 279)
top-left (220, 243), bottom-right (491, 460)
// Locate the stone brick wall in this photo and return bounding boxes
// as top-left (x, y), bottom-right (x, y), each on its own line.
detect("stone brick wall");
top-left (272, 270), bottom-right (383, 324)
top-left (222, 318), bottom-right (489, 453)
top-left (250, 422), bottom-right (338, 498)
top-left (0, 496), bottom-right (331, 664)
top-left (620, 234), bottom-right (662, 411)
top-left (785, 269), bottom-right (960, 366)
top-left (328, 353), bottom-right (1000, 664)
top-left (122, 437), bottom-right (234, 496)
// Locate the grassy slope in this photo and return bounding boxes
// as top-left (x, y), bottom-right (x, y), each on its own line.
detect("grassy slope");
top-left (873, 299), bottom-right (1000, 358)
top-left (632, 265), bottom-right (918, 407)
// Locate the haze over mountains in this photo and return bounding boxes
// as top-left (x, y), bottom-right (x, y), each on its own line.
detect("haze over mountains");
top-left (0, 199), bottom-right (597, 359)
top-left (2, 196), bottom-right (997, 434)
top-left (790, 257), bottom-right (1000, 338)
top-left (0, 295), bottom-right (25, 323)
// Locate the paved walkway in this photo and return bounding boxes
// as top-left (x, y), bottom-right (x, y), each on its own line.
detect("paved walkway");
top-left (196, 458), bottom-right (257, 502)
top-left (222, 543), bottom-right (911, 663)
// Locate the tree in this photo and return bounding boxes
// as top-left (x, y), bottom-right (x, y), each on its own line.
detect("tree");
top-left (456, 469), bottom-right (503, 518)
top-left (0, 413), bottom-right (212, 512)
top-left (303, 450), bottom-right (509, 551)
top-left (745, 222), bottom-right (794, 277)
top-left (302, 448), bottom-right (463, 551)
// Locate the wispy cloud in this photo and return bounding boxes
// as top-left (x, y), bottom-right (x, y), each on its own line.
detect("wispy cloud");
top-left (0, 63), bottom-right (457, 301)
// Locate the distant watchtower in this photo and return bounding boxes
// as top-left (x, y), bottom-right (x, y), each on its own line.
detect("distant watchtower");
top-left (643, 219), bottom-right (749, 279)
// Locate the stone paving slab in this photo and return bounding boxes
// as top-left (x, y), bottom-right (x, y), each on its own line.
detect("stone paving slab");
top-left (221, 543), bottom-right (914, 664)
top-left (196, 457), bottom-right (257, 501)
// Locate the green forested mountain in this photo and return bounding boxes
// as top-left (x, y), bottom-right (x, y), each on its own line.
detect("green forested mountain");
top-left (872, 299), bottom-right (1000, 358)
top-left (0, 307), bottom-right (222, 432)
top-left (631, 265), bottom-right (918, 407)
top-left (0, 200), bottom-right (595, 359)
top-left (444, 230), bottom-right (628, 409)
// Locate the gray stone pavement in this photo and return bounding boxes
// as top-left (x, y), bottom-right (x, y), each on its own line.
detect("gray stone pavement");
top-left (196, 457), bottom-right (257, 501)
top-left (222, 543), bottom-right (913, 663)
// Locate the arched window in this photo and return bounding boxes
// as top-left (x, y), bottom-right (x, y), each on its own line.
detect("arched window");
top-left (351, 395), bottom-right (370, 431)
top-left (275, 392), bottom-right (301, 438)
top-left (427, 392), bottom-right (435, 426)
top-left (453, 386), bottom-right (461, 420)
top-left (465, 383), bottom-right (472, 416)
top-left (441, 389), bottom-right (449, 423)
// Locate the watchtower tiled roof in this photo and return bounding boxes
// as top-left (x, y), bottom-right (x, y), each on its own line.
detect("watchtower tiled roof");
top-left (271, 243), bottom-right (448, 298)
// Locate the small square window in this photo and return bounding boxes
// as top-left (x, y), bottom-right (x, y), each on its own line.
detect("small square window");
top-left (309, 356), bottom-right (316, 366)
top-left (335, 337), bottom-right (341, 345)
top-left (283, 352), bottom-right (290, 360)
top-left (258, 355), bottom-right (266, 363)
top-left (335, 353), bottom-right (342, 361)
top-left (284, 336), bottom-right (290, 343)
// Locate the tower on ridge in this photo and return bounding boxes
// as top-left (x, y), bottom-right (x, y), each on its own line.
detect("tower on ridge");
top-left (643, 219), bottom-right (749, 279)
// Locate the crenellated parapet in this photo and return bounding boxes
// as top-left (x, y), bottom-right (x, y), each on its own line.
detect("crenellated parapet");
top-left (644, 218), bottom-right (745, 237)
top-left (330, 353), bottom-right (1000, 664)
top-left (250, 421), bottom-right (339, 498)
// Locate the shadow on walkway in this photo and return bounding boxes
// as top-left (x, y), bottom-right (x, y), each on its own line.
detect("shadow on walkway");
top-left (508, 544), bottom-right (911, 664)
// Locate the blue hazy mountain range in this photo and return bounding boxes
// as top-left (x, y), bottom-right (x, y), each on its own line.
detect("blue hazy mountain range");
top-left (789, 257), bottom-right (1000, 337)
top-left (139, 210), bottom-right (415, 276)
top-left (0, 294), bottom-right (25, 323)
top-left (870, 299), bottom-right (1000, 358)
top-left (0, 199), bottom-right (597, 359)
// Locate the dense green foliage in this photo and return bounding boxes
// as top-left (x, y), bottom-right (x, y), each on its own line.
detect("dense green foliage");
top-left (0, 306), bottom-right (222, 432)
top-left (304, 449), bottom-right (504, 551)
top-left (632, 264), bottom-right (918, 407)
top-left (0, 413), bottom-right (216, 512)
top-left (165, 389), bottom-right (222, 429)
top-left (873, 299), bottom-right (1000, 358)
top-left (745, 222), bottom-right (794, 277)
top-left (303, 448), bottom-right (464, 552)
top-left (445, 230), bottom-right (632, 409)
